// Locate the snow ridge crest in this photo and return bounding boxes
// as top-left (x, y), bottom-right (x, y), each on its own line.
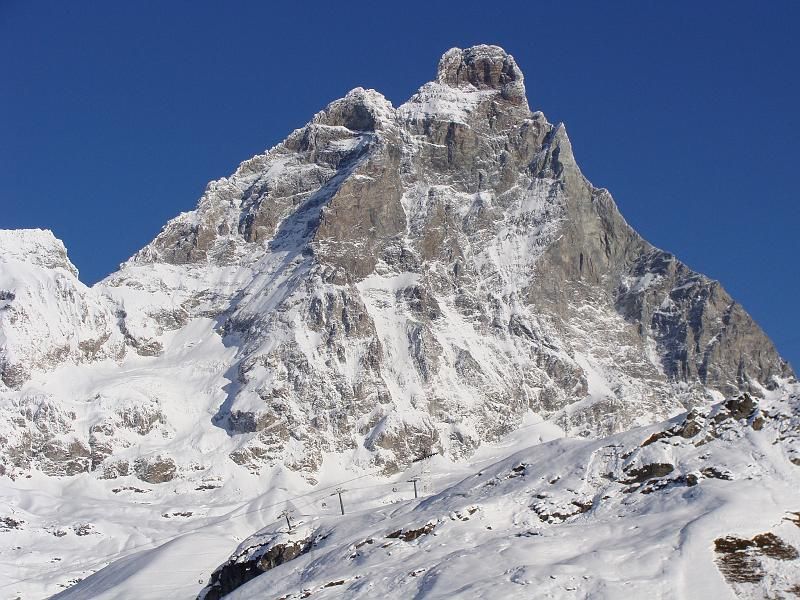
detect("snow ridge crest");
top-left (0, 228), bottom-right (78, 277)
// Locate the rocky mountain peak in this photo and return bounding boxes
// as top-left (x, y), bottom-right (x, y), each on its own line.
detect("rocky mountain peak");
top-left (0, 46), bottom-right (793, 491)
top-left (436, 45), bottom-right (526, 103)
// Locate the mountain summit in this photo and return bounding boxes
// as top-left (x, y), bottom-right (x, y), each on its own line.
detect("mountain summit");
top-left (437, 45), bottom-right (526, 98)
top-left (0, 45), bottom-right (793, 481)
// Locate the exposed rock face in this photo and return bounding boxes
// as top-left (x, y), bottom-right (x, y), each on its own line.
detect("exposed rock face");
top-left (134, 455), bottom-right (177, 484)
top-left (0, 45), bottom-right (793, 480)
top-left (199, 530), bottom-right (315, 600)
top-left (437, 45), bottom-right (526, 102)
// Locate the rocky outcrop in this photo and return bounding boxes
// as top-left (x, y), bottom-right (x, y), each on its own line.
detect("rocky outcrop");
top-left (134, 455), bottom-right (177, 484)
top-left (198, 529), bottom-right (317, 600)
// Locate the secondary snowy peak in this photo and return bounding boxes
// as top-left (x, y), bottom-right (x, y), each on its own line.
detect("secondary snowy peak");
top-left (0, 229), bottom-right (124, 392)
top-left (0, 228), bottom-right (78, 276)
top-left (315, 87), bottom-right (395, 131)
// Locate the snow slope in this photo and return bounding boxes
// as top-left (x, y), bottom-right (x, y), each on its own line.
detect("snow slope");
top-left (22, 383), bottom-right (798, 600)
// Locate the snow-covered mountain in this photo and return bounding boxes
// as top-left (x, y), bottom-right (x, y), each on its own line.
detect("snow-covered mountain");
top-left (1, 45), bottom-right (797, 599)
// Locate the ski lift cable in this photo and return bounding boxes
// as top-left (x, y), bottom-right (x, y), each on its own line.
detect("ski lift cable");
top-left (0, 469), bottom-right (387, 592)
top-left (1, 449), bottom-right (453, 592)
top-left (0, 457), bottom-right (449, 593)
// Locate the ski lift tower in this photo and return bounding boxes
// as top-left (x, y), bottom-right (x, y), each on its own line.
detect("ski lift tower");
top-left (411, 450), bottom-right (436, 496)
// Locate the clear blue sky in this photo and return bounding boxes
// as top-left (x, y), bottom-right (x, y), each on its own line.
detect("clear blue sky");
top-left (2, 1), bottom-right (798, 371)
